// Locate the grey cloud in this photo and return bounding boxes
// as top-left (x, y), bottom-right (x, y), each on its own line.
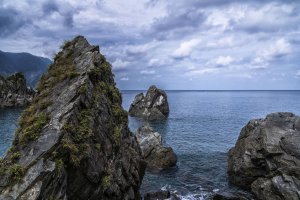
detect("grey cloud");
top-left (0, 7), bottom-right (27, 37)
top-left (63, 12), bottom-right (74, 28)
top-left (42, 1), bottom-right (59, 14)
top-left (149, 9), bottom-right (206, 39)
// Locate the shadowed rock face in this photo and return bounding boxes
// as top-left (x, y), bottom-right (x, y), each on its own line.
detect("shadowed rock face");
top-left (129, 85), bottom-right (169, 120)
top-left (228, 112), bottom-right (300, 200)
top-left (0, 72), bottom-right (34, 107)
top-left (136, 125), bottom-right (177, 171)
top-left (0, 36), bottom-right (146, 200)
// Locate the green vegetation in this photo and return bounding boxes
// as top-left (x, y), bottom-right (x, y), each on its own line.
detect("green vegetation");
top-left (95, 143), bottom-right (101, 151)
top-left (8, 164), bottom-right (25, 183)
top-left (0, 156), bottom-right (26, 187)
top-left (101, 175), bottom-right (111, 189)
top-left (60, 39), bottom-right (72, 50)
top-left (18, 112), bottom-right (50, 144)
top-left (10, 152), bottom-right (21, 162)
top-left (112, 126), bottom-right (122, 144)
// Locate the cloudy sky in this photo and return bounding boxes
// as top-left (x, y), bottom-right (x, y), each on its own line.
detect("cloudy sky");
top-left (1, 0), bottom-right (300, 90)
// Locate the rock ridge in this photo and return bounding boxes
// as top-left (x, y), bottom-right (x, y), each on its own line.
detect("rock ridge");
top-left (0, 36), bottom-right (146, 200)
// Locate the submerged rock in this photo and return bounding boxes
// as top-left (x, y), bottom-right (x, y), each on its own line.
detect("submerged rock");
top-left (143, 190), bottom-right (180, 200)
top-left (228, 112), bottom-right (300, 200)
top-left (0, 36), bottom-right (146, 200)
top-left (144, 190), bottom-right (171, 200)
top-left (136, 124), bottom-right (177, 171)
top-left (129, 85), bottom-right (169, 120)
top-left (0, 72), bottom-right (34, 107)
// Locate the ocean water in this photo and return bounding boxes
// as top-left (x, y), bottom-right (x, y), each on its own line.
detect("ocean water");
top-left (0, 108), bottom-right (23, 156)
top-left (122, 91), bottom-right (300, 199)
top-left (1, 91), bottom-right (300, 199)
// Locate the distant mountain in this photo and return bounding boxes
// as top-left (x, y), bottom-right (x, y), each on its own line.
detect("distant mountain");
top-left (0, 50), bottom-right (52, 87)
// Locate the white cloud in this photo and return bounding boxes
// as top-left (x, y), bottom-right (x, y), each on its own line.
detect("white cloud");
top-left (140, 70), bottom-right (156, 75)
top-left (112, 58), bottom-right (130, 71)
top-left (252, 38), bottom-right (292, 66)
top-left (126, 41), bottom-right (158, 55)
top-left (215, 56), bottom-right (234, 66)
top-left (172, 39), bottom-right (201, 58)
top-left (206, 37), bottom-right (234, 48)
top-left (120, 76), bottom-right (129, 81)
top-left (185, 68), bottom-right (218, 77)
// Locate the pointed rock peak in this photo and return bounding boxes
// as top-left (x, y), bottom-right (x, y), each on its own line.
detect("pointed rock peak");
top-left (0, 36), bottom-right (145, 199)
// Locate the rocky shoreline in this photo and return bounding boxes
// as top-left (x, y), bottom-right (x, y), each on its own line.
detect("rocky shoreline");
top-left (0, 72), bottom-right (35, 107)
top-left (0, 36), bottom-right (299, 200)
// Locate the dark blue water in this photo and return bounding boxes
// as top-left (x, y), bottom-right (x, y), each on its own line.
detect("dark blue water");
top-left (122, 91), bottom-right (300, 199)
top-left (1, 91), bottom-right (300, 199)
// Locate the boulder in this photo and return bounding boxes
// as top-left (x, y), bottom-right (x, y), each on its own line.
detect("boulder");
top-left (129, 85), bottom-right (169, 120)
top-left (228, 112), bottom-right (300, 200)
top-left (0, 36), bottom-right (146, 200)
top-left (136, 124), bottom-right (177, 171)
top-left (0, 72), bottom-right (35, 107)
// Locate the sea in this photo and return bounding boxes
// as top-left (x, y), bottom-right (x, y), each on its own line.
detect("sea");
top-left (1, 91), bottom-right (300, 199)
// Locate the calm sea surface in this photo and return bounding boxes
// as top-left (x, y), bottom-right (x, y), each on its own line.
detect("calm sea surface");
top-left (1, 91), bottom-right (300, 199)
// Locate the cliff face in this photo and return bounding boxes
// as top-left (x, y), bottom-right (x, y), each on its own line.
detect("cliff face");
top-left (0, 36), bottom-right (145, 200)
top-left (0, 72), bottom-right (35, 107)
top-left (228, 112), bottom-right (300, 200)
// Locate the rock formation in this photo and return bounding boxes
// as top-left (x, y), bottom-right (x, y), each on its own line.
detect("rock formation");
top-left (228, 112), bottom-right (300, 200)
top-left (129, 85), bottom-right (169, 120)
top-left (0, 72), bottom-right (35, 107)
top-left (0, 36), bottom-right (146, 200)
top-left (136, 124), bottom-right (177, 171)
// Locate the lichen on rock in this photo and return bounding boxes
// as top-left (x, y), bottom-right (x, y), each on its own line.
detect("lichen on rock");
top-left (0, 36), bottom-right (146, 200)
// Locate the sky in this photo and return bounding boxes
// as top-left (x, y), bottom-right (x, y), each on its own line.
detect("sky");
top-left (0, 0), bottom-right (300, 90)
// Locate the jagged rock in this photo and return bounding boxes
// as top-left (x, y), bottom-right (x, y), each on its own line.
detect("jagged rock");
top-left (136, 124), bottom-right (177, 171)
top-left (0, 72), bottom-right (35, 107)
top-left (143, 190), bottom-right (180, 200)
top-left (228, 112), bottom-right (300, 200)
top-left (0, 36), bottom-right (146, 200)
top-left (129, 85), bottom-right (169, 120)
top-left (144, 190), bottom-right (171, 200)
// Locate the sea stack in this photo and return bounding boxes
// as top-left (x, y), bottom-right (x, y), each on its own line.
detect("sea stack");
top-left (0, 72), bottom-right (35, 107)
top-left (136, 124), bottom-right (177, 171)
top-left (228, 112), bottom-right (300, 200)
top-left (129, 85), bottom-right (169, 120)
top-left (0, 36), bottom-right (146, 200)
